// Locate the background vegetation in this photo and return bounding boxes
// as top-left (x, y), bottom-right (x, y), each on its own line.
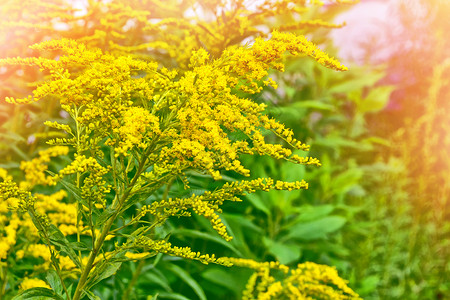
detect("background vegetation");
top-left (0, 0), bottom-right (449, 299)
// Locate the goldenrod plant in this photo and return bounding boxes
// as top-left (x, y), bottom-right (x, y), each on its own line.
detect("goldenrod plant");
top-left (232, 259), bottom-right (361, 300)
top-left (0, 0), bottom-right (360, 299)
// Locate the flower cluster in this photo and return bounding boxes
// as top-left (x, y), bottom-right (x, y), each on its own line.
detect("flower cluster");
top-left (0, 180), bottom-right (36, 213)
top-left (229, 258), bottom-right (361, 300)
top-left (136, 178), bottom-right (308, 241)
top-left (0, 213), bottom-right (20, 260)
top-left (20, 146), bottom-right (69, 187)
top-left (112, 107), bottom-right (161, 157)
top-left (0, 178), bottom-right (82, 273)
top-left (19, 278), bottom-right (50, 291)
top-left (35, 191), bottom-right (78, 236)
top-left (131, 237), bottom-right (233, 267)
top-left (223, 30), bottom-right (346, 94)
top-left (55, 154), bottom-right (111, 207)
top-left (0, 165), bottom-right (83, 276)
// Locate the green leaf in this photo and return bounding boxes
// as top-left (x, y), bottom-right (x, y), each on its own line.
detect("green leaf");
top-left (268, 105), bottom-right (307, 122)
top-left (12, 287), bottom-right (64, 300)
top-left (95, 207), bottom-right (117, 226)
top-left (144, 270), bottom-right (172, 292)
top-left (0, 161), bottom-right (20, 168)
top-left (363, 136), bottom-right (391, 147)
top-left (122, 192), bottom-right (154, 212)
top-left (221, 214), bottom-right (263, 235)
top-left (285, 216), bottom-right (347, 241)
top-left (84, 290), bottom-right (101, 300)
top-left (47, 224), bottom-right (81, 269)
top-left (54, 176), bottom-right (88, 208)
top-left (89, 261), bottom-right (122, 287)
top-left (245, 193), bottom-right (271, 216)
top-left (165, 264), bottom-right (207, 300)
top-left (281, 159), bottom-right (305, 183)
top-left (45, 270), bottom-right (62, 295)
top-left (328, 72), bottom-right (385, 94)
top-left (153, 253), bottom-right (164, 267)
top-left (201, 268), bottom-right (241, 294)
top-left (66, 285), bottom-right (73, 299)
top-left (204, 213), bottom-right (252, 257)
top-left (357, 86), bottom-right (394, 113)
top-left (320, 241), bottom-right (350, 257)
top-left (156, 292), bottom-right (190, 300)
top-left (68, 241), bottom-right (90, 251)
top-left (290, 205), bottom-right (334, 223)
top-left (293, 100), bottom-right (334, 111)
top-left (264, 238), bottom-right (301, 265)
top-left (330, 168), bottom-right (364, 195)
top-left (358, 275), bottom-right (380, 295)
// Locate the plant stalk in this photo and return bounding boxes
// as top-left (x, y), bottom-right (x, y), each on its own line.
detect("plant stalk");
top-left (72, 146), bottom-right (153, 300)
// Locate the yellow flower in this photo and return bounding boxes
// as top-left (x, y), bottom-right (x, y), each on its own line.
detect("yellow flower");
top-left (55, 155), bottom-right (110, 207)
top-left (112, 107), bottom-right (160, 157)
top-left (20, 146), bottom-right (69, 187)
top-left (0, 168), bottom-right (12, 181)
top-left (125, 252), bottom-right (150, 260)
top-left (131, 237), bottom-right (233, 267)
top-left (233, 259), bottom-right (361, 300)
top-left (19, 278), bottom-right (50, 290)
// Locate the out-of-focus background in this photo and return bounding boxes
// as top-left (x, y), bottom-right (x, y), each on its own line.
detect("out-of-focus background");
top-left (0, 0), bottom-right (449, 299)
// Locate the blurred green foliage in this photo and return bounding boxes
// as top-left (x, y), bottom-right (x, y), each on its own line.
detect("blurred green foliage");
top-left (1, 1), bottom-right (449, 299)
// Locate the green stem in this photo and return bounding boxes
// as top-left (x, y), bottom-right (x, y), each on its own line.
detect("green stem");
top-left (0, 262), bottom-right (7, 298)
top-left (88, 195), bottom-right (96, 251)
top-left (30, 211), bottom-right (70, 300)
top-left (74, 106), bottom-right (84, 268)
top-left (72, 211), bottom-right (117, 300)
top-left (121, 259), bottom-right (146, 300)
top-left (72, 146), bottom-right (154, 300)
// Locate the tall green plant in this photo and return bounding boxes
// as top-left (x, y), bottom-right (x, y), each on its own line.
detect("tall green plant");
top-left (0, 1), bottom-right (362, 299)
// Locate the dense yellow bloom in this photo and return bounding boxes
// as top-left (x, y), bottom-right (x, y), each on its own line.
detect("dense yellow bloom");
top-left (59, 255), bottom-right (78, 271)
top-left (112, 106), bottom-right (161, 157)
top-left (0, 180), bottom-right (82, 273)
top-left (1, 33), bottom-right (333, 185)
top-left (0, 215), bottom-right (20, 260)
top-left (0, 180), bottom-right (36, 212)
top-left (56, 154), bottom-right (111, 207)
top-left (35, 191), bottom-right (78, 235)
top-left (231, 259), bottom-right (361, 300)
top-left (20, 146), bottom-right (69, 187)
top-left (0, 168), bottom-right (12, 181)
top-left (19, 278), bottom-right (50, 290)
top-left (27, 244), bottom-right (52, 262)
